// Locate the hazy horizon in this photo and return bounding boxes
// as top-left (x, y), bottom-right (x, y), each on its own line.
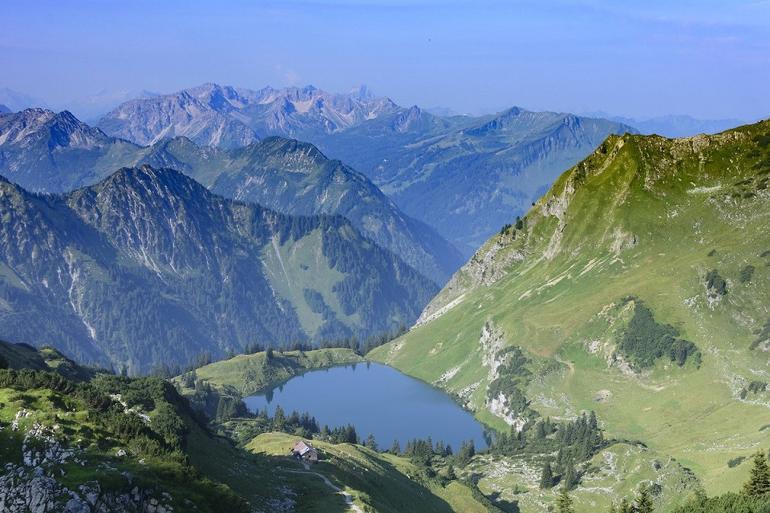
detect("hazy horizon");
top-left (1, 0), bottom-right (769, 121)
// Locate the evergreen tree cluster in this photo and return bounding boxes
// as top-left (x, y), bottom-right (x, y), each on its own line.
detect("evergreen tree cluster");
top-left (0, 368), bottom-right (200, 461)
top-left (385, 436), bottom-right (465, 469)
top-left (705, 270), bottom-right (728, 296)
top-left (318, 423), bottom-right (359, 444)
top-left (0, 367), bottom-right (251, 512)
top-left (492, 412), bottom-right (605, 490)
top-left (618, 298), bottom-right (701, 369)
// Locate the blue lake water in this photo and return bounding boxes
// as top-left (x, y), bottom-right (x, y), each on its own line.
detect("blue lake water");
top-left (243, 362), bottom-right (489, 450)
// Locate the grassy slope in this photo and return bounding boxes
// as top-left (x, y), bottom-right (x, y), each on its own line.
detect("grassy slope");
top-left (175, 348), bottom-right (363, 396)
top-left (261, 229), bottom-right (360, 336)
top-left (0, 342), bottom-right (378, 512)
top-left (247, 431), bottom-right (490, 513)
top-left (371, 121), bottom-right (770, 507)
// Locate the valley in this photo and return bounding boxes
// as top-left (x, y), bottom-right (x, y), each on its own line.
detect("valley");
top-left (0, 41), bottom-right (767, 513)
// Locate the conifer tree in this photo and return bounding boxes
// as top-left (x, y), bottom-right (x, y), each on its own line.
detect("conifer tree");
top-left (390, 439), bottom-right (401, 455)
top-left (634, 485), bottom-right (654, 513)
top-left (446, 464), bottom-right (457, 480)
top-left (557, 488), bottom-right (575, 513)
top-left (540, 461), bottom-right (554, 489)
top-left (563, 460), bottom-right (578, 490)
top-left (743, 451), bottom-right (770, 496)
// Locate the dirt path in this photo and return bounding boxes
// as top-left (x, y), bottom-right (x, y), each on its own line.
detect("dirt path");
top-left (285, 463), bottom-right (363, 513)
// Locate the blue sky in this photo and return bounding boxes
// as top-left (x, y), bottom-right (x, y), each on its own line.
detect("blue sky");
top-left (1, 0), bottom-right (768, 119)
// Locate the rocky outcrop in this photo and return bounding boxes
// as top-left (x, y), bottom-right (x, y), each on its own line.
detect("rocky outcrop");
top-left (0, 468), bottom-right (173, 513)
top-left (1, 415), bottom-right (174, 513)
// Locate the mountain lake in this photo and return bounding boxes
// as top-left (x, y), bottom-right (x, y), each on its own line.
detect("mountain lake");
top-left (243, 362), bottom-right (489, 450)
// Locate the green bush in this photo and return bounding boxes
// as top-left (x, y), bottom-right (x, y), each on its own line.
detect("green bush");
top-left (706, 270), bottom-right (728, 295)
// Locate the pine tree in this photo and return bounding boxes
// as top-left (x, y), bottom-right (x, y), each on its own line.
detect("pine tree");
top-left (390, 439), bottom-right (401, 455)
top-left (272, 405), bottom-right (285, 429)
top-left (446, 464), bottom-right (457, 480)
top-left (562, 460), bottom-right (578, 490)
top-left (743, 451), bottom-right (770, 496)
top-left (557, 488), bottom-right (575, 513)
top-left (618, 498), bottom-right (631, 513)
top-left (365, 433), bottom-right (378, 451)
top-left (634, 485), bottom-right (654, 513)
top-left (540, 462), bottom-right (554, 489)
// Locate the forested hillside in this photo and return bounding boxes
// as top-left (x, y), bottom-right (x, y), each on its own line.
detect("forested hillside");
top-left (0, 166), bottom-right (436, 372)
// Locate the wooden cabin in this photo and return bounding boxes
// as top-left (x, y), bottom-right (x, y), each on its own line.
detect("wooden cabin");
top-left (291, 440), bottom-right (319, 463)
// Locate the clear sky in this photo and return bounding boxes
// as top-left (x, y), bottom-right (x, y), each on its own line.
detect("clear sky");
top-left (1, 0), bottom-right (768, 120)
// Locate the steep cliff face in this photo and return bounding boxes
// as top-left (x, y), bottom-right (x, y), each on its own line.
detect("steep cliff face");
top-left (371, 120), bottom-right (770, 496)
top-left (0, 166), bottom-right (436, 372)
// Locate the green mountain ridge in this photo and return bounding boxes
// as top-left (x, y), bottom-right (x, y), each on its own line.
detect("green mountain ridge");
top-left (371, 119), bottom-right (770, 507)
top-left (0, 165), bottom-right (437, 373)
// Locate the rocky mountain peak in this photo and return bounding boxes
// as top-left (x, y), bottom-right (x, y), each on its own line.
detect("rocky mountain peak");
top-left (0, 108), bottom-right (109, 148)
top-left (252, 137), bottom-right (329, 170)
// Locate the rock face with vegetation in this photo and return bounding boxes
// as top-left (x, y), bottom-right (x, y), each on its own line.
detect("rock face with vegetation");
top-left (0, 165), bottom-right (436, 373)
top-left (371, 120), bottom-right (770, 507)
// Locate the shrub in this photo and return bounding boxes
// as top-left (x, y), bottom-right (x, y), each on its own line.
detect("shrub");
top-left (706, 270), bottom-right (728, 295)
top-left (740, 265), bottom-right (756, 284)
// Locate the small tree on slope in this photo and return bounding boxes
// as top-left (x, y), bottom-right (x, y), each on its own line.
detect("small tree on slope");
top-left (634, 485), bottom-right (654, 513)
top-left (557, 488), bottom-right (575, 513)
top-left (744, 451), bottom-right (770, 496)
top-left (540, 461), bottom-right (554, 489)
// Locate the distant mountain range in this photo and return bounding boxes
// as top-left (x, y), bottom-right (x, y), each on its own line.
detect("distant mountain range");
top-left (96, 83), bottom-right (400, 148)
top-left (0, 165), bottom-right (437, 372)
top-left (95, 83), bottom-right (635, 253)
top-left (0, 108), bottom-right (461, 284)
top-left (9, 83), bottom-right (750, 256)
top-left (65, 88), bottom-right (160, 122)
top-left (0, 87), bottom-right (47, 112)
top-left (582, 111), bottom-right (746, 138)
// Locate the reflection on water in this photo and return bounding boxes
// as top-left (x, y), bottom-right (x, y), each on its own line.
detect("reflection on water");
top-left (244, 362), bottom-right (490, 449)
